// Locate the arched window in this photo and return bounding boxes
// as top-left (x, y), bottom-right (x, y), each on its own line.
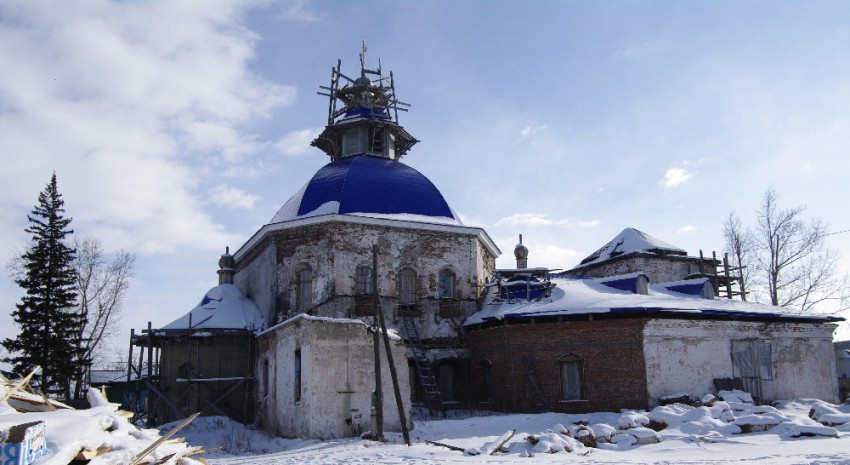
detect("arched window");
top-left (398, 268), bottom-right (417, 307)
top-left (559, 354), bottom-right (584, 401)
top-left (295, 266), bottom-right (312, 311)
top-left (355, 265), bottom-right (373, 295)
top-left (438, 269), bottom-right (456, 299)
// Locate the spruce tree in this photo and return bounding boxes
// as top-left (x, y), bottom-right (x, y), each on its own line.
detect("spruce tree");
top-left (3, 174), bottom-right (83, 397)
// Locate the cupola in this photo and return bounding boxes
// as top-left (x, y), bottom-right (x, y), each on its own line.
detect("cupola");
top-left (311, 43), bottom-right (418, 161)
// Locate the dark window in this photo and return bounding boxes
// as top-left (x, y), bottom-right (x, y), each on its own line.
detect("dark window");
top-left (559, 354), bottom-right (583, 401)
top-left (296, 267), bottom-right (312, 311)
top-left (438, 270), bottom-right (456, 299)
top-left (398, 268), bottom-right (417, 306)
top-left (294, 349), bottom-right (302, 402)
top-left (356, 265), bottom-right (373, 295)
top-left (263, 359), bottom-right (269, 397)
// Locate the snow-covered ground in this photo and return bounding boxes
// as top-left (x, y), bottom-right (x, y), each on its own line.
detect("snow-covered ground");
top-left (172, 395), bottom-right (850, 465)
top-left (3, 384), bottom-right (849, 464)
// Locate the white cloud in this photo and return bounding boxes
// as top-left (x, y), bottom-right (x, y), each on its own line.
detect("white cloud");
top-left (276, 127), bottom-right (323, 157)
top-left (659, 167), bottom-right (695, 188)
top-left (678, 225), bottom-right (697, 234)
top-left (276, 0), bottom-right (320, 23)
top-left (494, 213), bottom-right (599, 228)
top-left (519, 124), bottom-right (547, 140)
top-left (0, 2), bottom-right (292, 254)
top-left (210, 184), bottom-right (259, 210)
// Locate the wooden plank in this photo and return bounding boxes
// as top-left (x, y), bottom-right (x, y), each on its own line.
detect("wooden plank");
top-left (129, 412), bottom-right (199, 465)
top-left (2, 366), bottom-right (40, 403)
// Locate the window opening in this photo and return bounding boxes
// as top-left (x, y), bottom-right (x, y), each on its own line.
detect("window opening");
top-left (438, 270), bottom-right (456, 299)
top-left (356, 265), bottom-right (373, 295)
top-left (294, 349), bottom-right (302, 402)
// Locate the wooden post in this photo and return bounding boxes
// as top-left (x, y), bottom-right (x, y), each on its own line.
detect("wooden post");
top-left (374, 245), bottom-right (411, 446)
top-left (127, 329), bottom-right (135, 384)
top-left (187, 313), bottom-right (193, 418)
top-left (372, 244), bottom-right (384, 441)
top-left (146, 322), bottom-right (153, 420)
top-left (723, 254), bottom-right (733, 299)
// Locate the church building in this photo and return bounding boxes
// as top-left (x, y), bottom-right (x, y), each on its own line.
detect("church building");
top-left (137, 51), bottom-right (841, 439)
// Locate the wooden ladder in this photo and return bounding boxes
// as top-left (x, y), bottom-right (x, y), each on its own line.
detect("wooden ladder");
top-left (398, 306), bottom-right (443, 413)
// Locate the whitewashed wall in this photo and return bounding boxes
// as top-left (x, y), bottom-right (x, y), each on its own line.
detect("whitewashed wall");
top-left (643, 319), bottom-right (839, 404)
top-left (256, 315), bottom-right (412, 439)
top-left (234, 242), bottom-right (276, 324)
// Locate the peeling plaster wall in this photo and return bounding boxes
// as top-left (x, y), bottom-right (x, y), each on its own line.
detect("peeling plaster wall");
top-left (255, 318), bottom-right (412, 439)
top-left (234, 241), bottom-right (277, 324)
top-left (643, 319), bottom-right (839, 404)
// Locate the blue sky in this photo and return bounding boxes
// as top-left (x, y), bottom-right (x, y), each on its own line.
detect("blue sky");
top-left (2, 0), bottom-right (850, 361)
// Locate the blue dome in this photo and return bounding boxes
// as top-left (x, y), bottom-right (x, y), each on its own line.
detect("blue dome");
top-left (271, 155), bottom-right (461, 225)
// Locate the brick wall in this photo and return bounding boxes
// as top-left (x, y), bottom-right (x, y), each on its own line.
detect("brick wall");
top-left (570, 253), bottom-right (713, 284)
top-left (468, 317), bottom-right (650, 413)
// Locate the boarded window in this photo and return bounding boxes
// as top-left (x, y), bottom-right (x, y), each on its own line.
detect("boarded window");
top-left (732, 340), bottom-right (772, 399)
top-left (296, 267), bottom-right (312, 311)
top-left (355, 265), bottom-right (373, 295)
top-left (559, 355), bottom-right (583, 401)
top-left (263, 359), bottom-right (269, 398)
top-left (398, 268), bottom-right (417, 306)
top-left (438, 270), bottom-right (456, 299)
top-left (342, 128), bottom-right (366, 156)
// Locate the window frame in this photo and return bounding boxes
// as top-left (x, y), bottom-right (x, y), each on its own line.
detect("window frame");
top-left (355, 264), bottom-right (374, 295)
top-left (295, 266), bottom-right (312, 312)
top-left (398, 268), bottom-right (417, 307)
top-left (437, 269), bottom-right (456, 299)
top-left (558, 354), bottom-right (584, 401)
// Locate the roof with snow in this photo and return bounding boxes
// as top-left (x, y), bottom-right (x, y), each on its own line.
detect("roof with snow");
top-left (574, 227), bottom-right (687, 269)
top-left (465, 273), bottom-right (842, 326)
top-left (162, 284), bottom-right (267, 332)
top-left (270, 155), bottom-right (461, 225)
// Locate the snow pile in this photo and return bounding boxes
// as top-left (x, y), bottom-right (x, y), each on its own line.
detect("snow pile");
top-left (0, 388), bottom-right (205, 464)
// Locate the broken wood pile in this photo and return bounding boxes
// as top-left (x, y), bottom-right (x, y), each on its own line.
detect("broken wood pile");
top-left (1, 367), bottom-right (212, 464)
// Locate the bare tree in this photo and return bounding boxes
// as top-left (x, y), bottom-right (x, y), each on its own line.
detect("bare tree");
top-left (724, 188), bottom-right (847, 312)
top-left (722, 212), bottom-right (756, 301)
top-left (71, 236), bottom-right (136, 399)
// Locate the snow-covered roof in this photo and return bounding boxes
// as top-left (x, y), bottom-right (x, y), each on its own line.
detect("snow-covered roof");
top-left (162, 284), bottom-right (267, 332)
top-left (573, 227), bottom-right (688, 269)
top-left (465, 274), bottom-right (842, 326)
top-left (270, 155), bottom-right (462, 225)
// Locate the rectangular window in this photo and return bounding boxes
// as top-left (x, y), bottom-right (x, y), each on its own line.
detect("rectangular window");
top-left (399, 269), bottom-right (417, 306)
top-left (263, 359), bottom-right (269, 397)
top-left (355, 265), bottom-right (373, 295)
top-left (296, 268), bottom-right (312, 311)
top-left (438, 271), bottom-right (455, 299)
top-left (294, 350), bottom-right (302, 402)
top-left (342, 128), bottom-right (366, 156)
top-left (559, 360), bottom-right (583, 401)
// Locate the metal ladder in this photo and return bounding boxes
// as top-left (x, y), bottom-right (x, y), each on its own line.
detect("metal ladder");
top-left (397, 306), bottom-right (442, 413)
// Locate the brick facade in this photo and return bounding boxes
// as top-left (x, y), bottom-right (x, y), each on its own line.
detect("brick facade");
top-left (467, 317), bottom-right (650, 413)
top-left (570, 253), bottom-right (716, 285)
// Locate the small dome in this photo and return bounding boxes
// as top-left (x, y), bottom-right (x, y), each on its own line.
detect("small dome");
top-left (271, 155), bottom-right (461, 225)
top-left (514, 243), bottom-right (528, 260)
top-left (218, 250), bottom-right (235, 270)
